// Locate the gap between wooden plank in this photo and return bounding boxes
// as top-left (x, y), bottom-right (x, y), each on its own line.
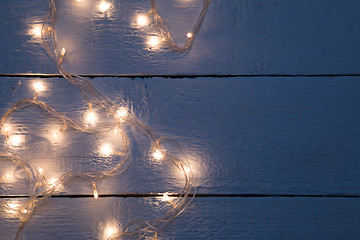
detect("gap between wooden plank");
top-left (1, 193), bottom-right (360, 199)
top-left (0, 73), bottom-right (360, 79)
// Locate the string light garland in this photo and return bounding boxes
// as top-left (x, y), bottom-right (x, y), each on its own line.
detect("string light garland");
top-left (148, 0), bottom-right (211, 52)
top-left (0, 0), bottom-right (210, 239)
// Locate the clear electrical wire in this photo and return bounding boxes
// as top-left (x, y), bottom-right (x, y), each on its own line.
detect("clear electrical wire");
top-left (0, 0), bottom-right (211, 239)
top-left (148, 0), bottom-right (211, 52)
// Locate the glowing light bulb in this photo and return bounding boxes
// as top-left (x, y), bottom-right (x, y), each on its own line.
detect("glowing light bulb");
top-left (183, 166), bottom-right (190, 174)
top-left (8, 135), bottom-right (24, 147)
top-left (39, 167), bottom-right (44, 175)
top-left (8, 202), bottom-right (18, 210)
top-left (147, 36), bottom-right (161, 48)
top-left (33, 81), bottom-right (45, 92)
top-left (4, 125), bottom-right (10, 132)
top-left (1, 174), bottom-right (10, 180)
top-left (92, 181), bottom-right (99, 199)
top-left (1, 172), bottom-right (14, 183)
top-left (30, 25), bottom-right (42, 38)
top-left (161, 193), bottom-right (171, 202)
top-left (187, 32), bottom-right (192, 38)
top-left (152, 149), bottom-right (164, 160)
top-left (48, 178), bottom-right (58, 188)
top-left (136, 15), bottom-right (149, 27)
top-left (85, 111), bottom-right (97, 126)
top-left (61, 47), bottom-right (66, 56)
top-left (103, 223), bottom-right (118, 240)
top-left (50, 127), bottom-right (65, 141)
top-left (100, 143), bottom-right (113, 156)
top-left (116, 107), bottom-right (128, 118)
top-left (21, 209), bottom-right (28, 214)
top-left (99, 1), bottom-right (111, 12)
top-left (2, 123), bottom-right (11, 134)
top-left (7, 202), bottom-right (20, 214)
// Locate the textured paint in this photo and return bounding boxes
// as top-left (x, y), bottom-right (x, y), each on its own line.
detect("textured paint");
top-left (0, 77), bottom-right (359, 196)
top-left (1, 197), bottom-right (360, 239)
top-left (0, 0), bottom-right (359, 74)
top-left (1, 0), bottom-right (360, 239)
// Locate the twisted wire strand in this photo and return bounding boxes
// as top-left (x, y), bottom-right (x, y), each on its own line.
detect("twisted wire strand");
top-left (149, 0), bottom-right (211, 52)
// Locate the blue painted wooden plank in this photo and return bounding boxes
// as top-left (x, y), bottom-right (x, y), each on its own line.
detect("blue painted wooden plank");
top-left (1, 197), bottom-right (360, 239)
top-left (0, 0), bottom-right (359, 74)
top-left (0, 77), bottom-right (359, 196)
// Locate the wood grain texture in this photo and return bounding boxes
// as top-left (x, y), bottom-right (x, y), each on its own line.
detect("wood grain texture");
top-left (1, 0), bottom-right (360, 239)
top-left (1, 197), bottom-right (360, 239)
top-left (0, 0), bottom-right (359, 74)
top-left (0, 77), bottom-right (359, 196)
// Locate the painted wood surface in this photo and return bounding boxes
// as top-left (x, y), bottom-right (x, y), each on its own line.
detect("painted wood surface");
top-left (1, 0), bottom-right (360, 239)
top-left (1, 197), bottom-right (360, 239)
top-left (0, 0), bottom-right (360, 75)
top-left (0, 76), bottom-right (359, 197)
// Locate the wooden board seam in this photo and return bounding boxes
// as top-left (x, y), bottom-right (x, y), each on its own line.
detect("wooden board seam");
top-left (1, 73), bottom-right (360, 79)
top-left (1, 193), bottom-right (360, 199)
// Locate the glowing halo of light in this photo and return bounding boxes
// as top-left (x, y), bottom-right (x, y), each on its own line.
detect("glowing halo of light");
top-left (147, 35), bottom-right (162, 49)
top-left (30, 24), bottom-right (42, 38)
top-left (136, 14), bottom-right (149, 27)
top-left (99, 143), bottom-right (113, 156)
top-left (8, 135), bottom-right (24, 147)
top-left (84, 110), bottom-right (98, 126)
top-left (98, 1), bottom-right (111, 12)
top-left (33, 80), bottom-right (45, 92)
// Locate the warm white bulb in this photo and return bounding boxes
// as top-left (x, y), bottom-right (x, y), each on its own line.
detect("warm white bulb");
top-left (33, 81), bottom-right (45, 92)
top-left (48, 178), bottom-right (58, 187)
top-left (61, 47), bottom-right (66, 56)
top-left (93, 189), bottom-right (99, 199)
top-left (50, 127), bottom-right (64, 141)
top-left (1, 173), bottom-right (13, 183)
top-left (8, 203), bottom-right (18, 210)
top-left (85, 111), bottom-right (97, 126)
top-left (8, 135), bottom-right (24, 147)
top-left (103, 224), bottom-right (117, 240)
top-left (92, 181), bottom-right (99, 199)
top-left (30, 25), bottom-right (42, 38)
top-left (147, 36), bottom-right (161, 48)
top-left (116, 107), bottom-right (128, 118)
top-left (161, 193), bottom-right (171, 202)
top-left (39, 167), bottom-right (44, 174)
top-left (2, 123), bottom-right (11, 134)
top-left (99, 1), bottom-right (111, 12)
top-left (113, 128), bottom-right (118, 135)
top-left (152, 149), bottom-right (164, 160)
top-left (4, 126), bottom-right (9, 133)
top-left (21, 209), bottom-right (28, 214)
top-left (1, 174), bottom-right (10, 180)
top-left (137, 15), bottom-right (149, 27)
top-left (100, 143), bottom-right (113, 156)
top-left (7, 202), bottom-right (21, 215)
top-left (187, 32), bottom-right (192, 38)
